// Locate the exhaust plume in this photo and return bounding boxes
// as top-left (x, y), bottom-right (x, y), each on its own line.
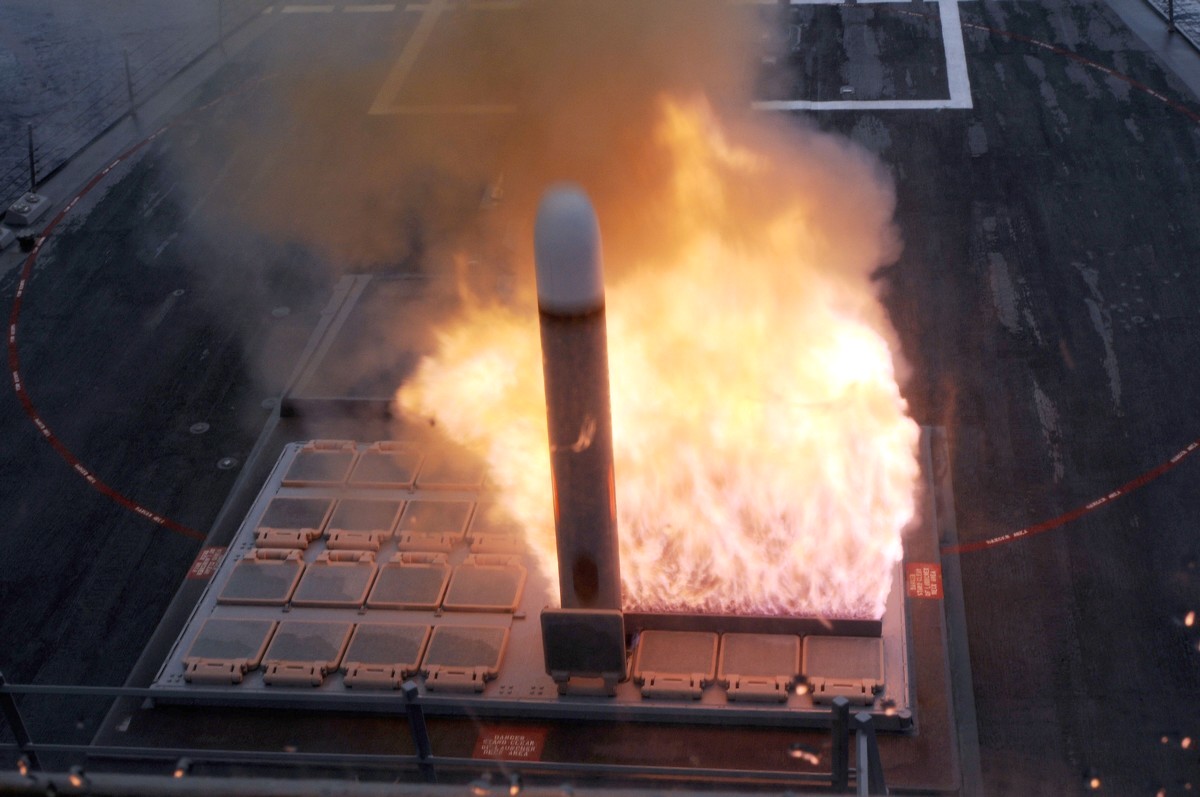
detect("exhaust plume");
top-left (172, 0), bottom-right (920, 618)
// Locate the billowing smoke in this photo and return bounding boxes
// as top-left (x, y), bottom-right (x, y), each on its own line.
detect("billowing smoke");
top-left (397, 94), bottom-right (919, 619)
top-left (181, 0), bottom-right (766, 273)
top-left (177, 0), bottom-right (920, 618)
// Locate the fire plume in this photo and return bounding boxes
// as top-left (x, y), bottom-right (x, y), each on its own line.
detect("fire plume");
top-left (396, 98), bottom-right (919, 620)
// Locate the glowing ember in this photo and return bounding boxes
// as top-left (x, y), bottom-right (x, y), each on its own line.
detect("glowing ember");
top-left (396, 98), bottom-right (920, 619)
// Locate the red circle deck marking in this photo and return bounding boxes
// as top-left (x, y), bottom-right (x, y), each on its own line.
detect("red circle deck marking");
top-left (6, 130), bottom-right (204, 542)
top-left (6, 125), bottom-right (204, 541)
top-left (910, 14), bottom-right (1200, 554)
top-left (5, 80), bottom-right (270, 543)
top-left (942, 439), bottom-right (1200, 555)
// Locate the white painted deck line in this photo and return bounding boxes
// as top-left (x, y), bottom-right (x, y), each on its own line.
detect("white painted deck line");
top-left (940, 0), bottom-right (974, 108)
top-left (344, 3), bottom-right (397, 11)
top-left (280, 4), bottom-right (336, 12)
top-left (468, 0), bottom-right (522, 9)
top-left (384, 104), bottom-right (518, 114)
top-left (753, 0), bottom-right (974, 111)
top-left (370, 0), bottom-right (449, 114)
top-left (755, 98), bottom-right (965, 110)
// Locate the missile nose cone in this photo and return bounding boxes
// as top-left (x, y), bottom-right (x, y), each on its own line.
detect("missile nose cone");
top-left (534, 184), bottom-right (605, 315)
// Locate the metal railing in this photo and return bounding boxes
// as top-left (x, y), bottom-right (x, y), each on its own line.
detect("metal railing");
top-left (0, 1), bottom-right (271, 210)
top-left (1143, 0), bottom-right (1200, 51)
top-left (1, 672), bottom-right (889, 795)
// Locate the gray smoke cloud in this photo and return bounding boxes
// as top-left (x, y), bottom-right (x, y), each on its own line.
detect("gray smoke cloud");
top-left (180, 0), bottom-right (776, 277)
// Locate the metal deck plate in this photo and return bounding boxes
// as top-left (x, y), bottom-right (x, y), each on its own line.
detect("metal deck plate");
top-left (397, 500), bottom-right (473, 536)
top-left (367, 558), bottom-right (451, 610)
top-left (291, 555), bottom-right (378, 607)
top-left (718, 633), bottom-right (801, 680)
top-left (343, 623), bottom-right (430, 671)
top-left (442, 558), bottom-right (526, 613)
top-left (717, 633), bottom-right (801, 703)
top-left (184, 619), bottom-right (276, 668)
top-left (216, 554), bottom-right (305, 606)
top-left (632, 631), bottom-right (719, 699)
top-left (424, 625), bottom-right (510, 670)
top-left (257, 496), bottom-right (333, 535)
top-left (349, 442), bottom-right (423, 489)
top-left (343, 623), bottom-right (431, 689)
top-left (802, 636), bottom-right (885, 706)
top-left (327, 498), bottom-right (404, 535)
top-left (283, 441), bottom-right (358, 487)
top-left (262, 620), bottom-right (354, 687)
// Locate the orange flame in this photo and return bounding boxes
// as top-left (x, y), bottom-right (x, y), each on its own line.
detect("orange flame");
top-left (396, 98), bottom-right (919, 619)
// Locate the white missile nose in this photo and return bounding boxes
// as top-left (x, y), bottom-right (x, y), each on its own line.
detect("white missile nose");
top-left (534, 184), bottom-right (606, 315)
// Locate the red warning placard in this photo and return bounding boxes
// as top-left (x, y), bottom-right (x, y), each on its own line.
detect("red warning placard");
top-left (187, 546), bottom-right (226, 580)
top-left (473, 726), bottom-right (547, 761)
top-left (905, 562), bottom-right (943, 599)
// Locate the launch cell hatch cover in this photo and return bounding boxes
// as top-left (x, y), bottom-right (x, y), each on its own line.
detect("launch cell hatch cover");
top-left (217, 550), bottom-right (305, 606)
top-left (283, 440), bottom-right (358, 486)
top-left (396, 500), bottom-right (473, 551)
top-left (421, 625), bottom-right (510, 693)
top-left (256, 496), bottom-right (333, 538)
top-left (349, 441), bottom-right (423, 488)
top-left (342, 623), bottom-right (431, 689)
top-left (717, 633), bottom-right (801, 703)
top-left (367, 554), bottom-right (452, 610)
top-left (183, 618), bottom-right (277, 685)
top-left (441, 555), bottom-right (527, 613)
top-left (290, 550), bottom-right (378, 607)
top-left (541, 608), bottom-right (627, 695)
top-left (802, 636), bottom-right (885, 705)
top-left (328, 498), bottom-right (404, 535)
top-left (632, 630), bottom-right (719, 700)
top-left (262, 620), bottom-right (354, 687)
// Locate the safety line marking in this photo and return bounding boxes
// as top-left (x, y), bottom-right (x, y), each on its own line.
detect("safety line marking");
top-left (344, 3), bottom-right (397, 11)
top-left (370, 0), bottom-right (449, 114)
top-left (280, 4), bottom-right (335, 12)
top-left (959, 17), bottom-right (1200, 124)
top-left (932, 19), bottom-right (1200, 554)
top-left (943, 440), bottom-right (1200, 555)
top-left (754, 0), bottom-right (973, 111)
top-left (4, 80), bottom-right (272, 544)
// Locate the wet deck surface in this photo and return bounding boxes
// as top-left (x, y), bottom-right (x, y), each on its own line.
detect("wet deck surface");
top-left (4, 1), bottom-right (1200, 793)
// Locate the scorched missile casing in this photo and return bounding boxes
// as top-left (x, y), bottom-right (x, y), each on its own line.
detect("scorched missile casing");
top-left (533, 185), bottom-right (622, 611)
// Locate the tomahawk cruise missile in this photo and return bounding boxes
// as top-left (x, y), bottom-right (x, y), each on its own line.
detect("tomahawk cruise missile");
top-left (534, 185), bottom-right (622, 610)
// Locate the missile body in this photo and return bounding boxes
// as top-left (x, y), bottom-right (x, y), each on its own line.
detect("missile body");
top-left (534, 186), bottom-right (622, 610)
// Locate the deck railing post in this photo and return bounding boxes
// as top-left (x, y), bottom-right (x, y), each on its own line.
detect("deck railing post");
top-left (853, 712), bottom-right (887, 796)
top-left (0, 671), bottom-right (40, 771)
top-left (831, 696), bottom-right (851, 792)
top-left (402, 681), bottom-right (435, 783)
